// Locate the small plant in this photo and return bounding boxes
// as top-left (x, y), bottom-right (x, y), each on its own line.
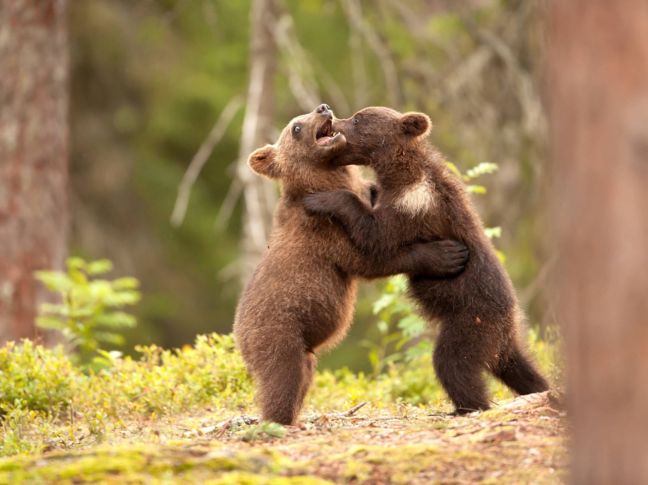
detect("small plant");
top-left (364, 275), bottom-right (430, 375)
top-left (237, 422), bottom-right (286, 442)
top-left (0, 407), bottom-right (41, 456)
top-left (35, 257), bottom-right (141, 364)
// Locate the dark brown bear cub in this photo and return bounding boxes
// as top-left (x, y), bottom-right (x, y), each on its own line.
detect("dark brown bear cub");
top-left (304, 106), bottom-right (549, 414)
top-left (233, 104), bottom-right (469, 425)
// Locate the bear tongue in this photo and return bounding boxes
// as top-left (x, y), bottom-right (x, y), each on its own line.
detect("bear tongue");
top-left (316, 132), bottom-right (340, 145)
top-left (316, 135), bottom-right (333, 145)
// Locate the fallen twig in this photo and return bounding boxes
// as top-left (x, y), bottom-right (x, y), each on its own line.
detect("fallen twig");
top-left (344, 401), bottom-right (368, 417)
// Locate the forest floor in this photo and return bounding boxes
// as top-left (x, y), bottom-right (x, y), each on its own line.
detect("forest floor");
top-left (0, 391), bottom-right (566, 484)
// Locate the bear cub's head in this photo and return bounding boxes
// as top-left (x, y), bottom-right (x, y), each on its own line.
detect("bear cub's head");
top-left (330, 107), bottom-right (431, 168)
top-left (248, 104), bottom-right (346, 187)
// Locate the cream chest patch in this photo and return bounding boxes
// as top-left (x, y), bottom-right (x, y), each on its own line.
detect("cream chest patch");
top-left (394, 178), bottom-right (434, 216)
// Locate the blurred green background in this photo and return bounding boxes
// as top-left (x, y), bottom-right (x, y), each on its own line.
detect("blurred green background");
top-left (68, 0), bottom-right (548, 370)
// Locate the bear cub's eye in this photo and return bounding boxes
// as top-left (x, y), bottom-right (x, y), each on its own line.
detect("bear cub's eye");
top-left (353, 117), bottom-right (360, 125)
top-left (292, 124), bottom-right (302, 135)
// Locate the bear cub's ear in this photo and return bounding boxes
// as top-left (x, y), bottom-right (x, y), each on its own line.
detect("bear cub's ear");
top-left (400, 112), bottom-right (432, 138)
top-left (248, 144), bottom-right (280, 178)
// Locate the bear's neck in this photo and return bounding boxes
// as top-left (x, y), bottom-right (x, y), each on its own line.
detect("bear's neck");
top-left (281, 167), bottom-right (357, 199)
top-left (373, 144), bottom-right (429, 192)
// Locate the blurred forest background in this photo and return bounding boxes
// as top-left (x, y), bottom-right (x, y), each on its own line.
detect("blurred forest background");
top-left (4, 0), bottom-right (550, 370)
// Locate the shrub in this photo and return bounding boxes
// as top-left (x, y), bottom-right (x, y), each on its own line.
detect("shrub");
top-left (81, 333), bottom-right (253, 416)
top-left (0, 340), bottom-right (78, 414)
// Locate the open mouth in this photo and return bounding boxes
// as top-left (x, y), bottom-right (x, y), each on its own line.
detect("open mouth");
top-left (315, 118), bottom-right (341, 146)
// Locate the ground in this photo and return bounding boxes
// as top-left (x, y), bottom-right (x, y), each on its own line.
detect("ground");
top-left (0, 391), bottom-right (566, 484)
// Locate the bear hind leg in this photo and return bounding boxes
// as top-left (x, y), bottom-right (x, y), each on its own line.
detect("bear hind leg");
top-left (296, 351), bottom-right (317, 414)
top-left (257, 344), bottom-right (312, 425)
top-left (433, 328), bottom-right (490, 414)
top-left (492, 344), bottom-right (549, 396)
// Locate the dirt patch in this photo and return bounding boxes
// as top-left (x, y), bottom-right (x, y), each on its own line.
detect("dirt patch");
top-left (0, 391), bottom-right (567, 484)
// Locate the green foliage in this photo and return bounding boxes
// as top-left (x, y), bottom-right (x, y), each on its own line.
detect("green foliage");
top-left (0, 334), bottom-right (253, 457)
top-left (0, 340), bottom-right (77, 414)
top-left (35, 257), bottom-right (140, 364)
top-left (0, 341), bottom-right (78, 456)
top-left (0, 407), bottom-right (42, 456)
top-left (84, 333), bottom-right (253, 417)
top-left (364, 276), bottom-right (430, 375)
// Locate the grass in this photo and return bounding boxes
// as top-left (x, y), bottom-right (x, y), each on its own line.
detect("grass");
top-left (0, 332), bottom-right (565, 483)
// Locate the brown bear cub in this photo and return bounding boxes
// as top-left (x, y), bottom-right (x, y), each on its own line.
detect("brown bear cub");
top-left (304, 107), bottom-right (549, 414)
top-left (233, 104), bottom-right (469, 425)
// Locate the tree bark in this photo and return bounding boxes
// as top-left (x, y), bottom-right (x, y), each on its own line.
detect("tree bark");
top-left (0, 0), bottom-right (69, 342)
top-left (547, 1), bottom-right (648, 483)
top-left (237, 0), bottom-right (279, 284)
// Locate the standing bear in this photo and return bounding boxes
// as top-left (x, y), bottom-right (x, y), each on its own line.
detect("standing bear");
top-left (234, 104), bottom-right (469, 425)
top-left (304, 106), bottom-right (549, 414)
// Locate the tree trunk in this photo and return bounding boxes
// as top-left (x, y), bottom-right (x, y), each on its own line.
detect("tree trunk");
top-left (547, 1), bottom-right (648, 483)
top-left (237, 0), bottom-right (279, 284)
top-left (0, 0), bottom-right (69, 342)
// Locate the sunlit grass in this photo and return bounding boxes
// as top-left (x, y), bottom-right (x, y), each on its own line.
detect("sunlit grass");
top-left (0, 331), bottom-right (560, 457)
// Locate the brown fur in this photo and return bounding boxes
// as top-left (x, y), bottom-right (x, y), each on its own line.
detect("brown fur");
top-left (233, 105), bottom-right (469, 424)
top-left (303, 107), bottom-right (549, 414)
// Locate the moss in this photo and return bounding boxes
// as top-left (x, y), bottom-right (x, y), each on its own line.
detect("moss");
top-left (0, 444), bottom-right (299, 484)
top-left (206, 472), bottom-right (334, 484)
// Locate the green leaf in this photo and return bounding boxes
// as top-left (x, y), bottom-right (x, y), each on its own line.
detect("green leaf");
top-left (372, 294), bottom-right (395, 315)
top-left (66, 257), bottom-right (86, 271)
top-left (112, 277), bottom-right (139, 290)
top-left (103, 291), bottom-right (141, 307)
top-left (464, 162), bottom-right (498, 181)
top-left (484, 227), bottom-right (502, 239)
top-left (34, 271), bottom-right (72, 292)
top-left (397, 315), bottom-right (426, 338)
top-left (68, 267), bottom-right (88, 285)
top-left (96, 312), bottom-right (137, 328)
top-left (405, 340), bottom-right (433, 361)
top-left (87, 259), bottom-right (113, 275)
top-left (36, 316), bottom-right (65, 331)
top-left (466, 184), bottom-right (487, 194)
top-left (445, 161), bottom-right (462, 177)
top-left (88, 281), bottom-right (113, 300)
top-left (94, 332), bottom-right (125, 346)
top-left (387, 275), bottom-right (408, 294)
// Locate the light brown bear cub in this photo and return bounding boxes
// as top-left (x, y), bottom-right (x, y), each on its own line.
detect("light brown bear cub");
top-left (234, 104), bottom-right (469, 425)
top-left (304, 107), bottom-right (549, 414)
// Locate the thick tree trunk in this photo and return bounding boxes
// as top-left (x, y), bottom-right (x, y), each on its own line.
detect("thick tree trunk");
top-left (0, 1), bottom-right (69, 342)
top-left (548, 1), bottom-right (648, 483)
top-left (237, 0), bottom-right (279, 283)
